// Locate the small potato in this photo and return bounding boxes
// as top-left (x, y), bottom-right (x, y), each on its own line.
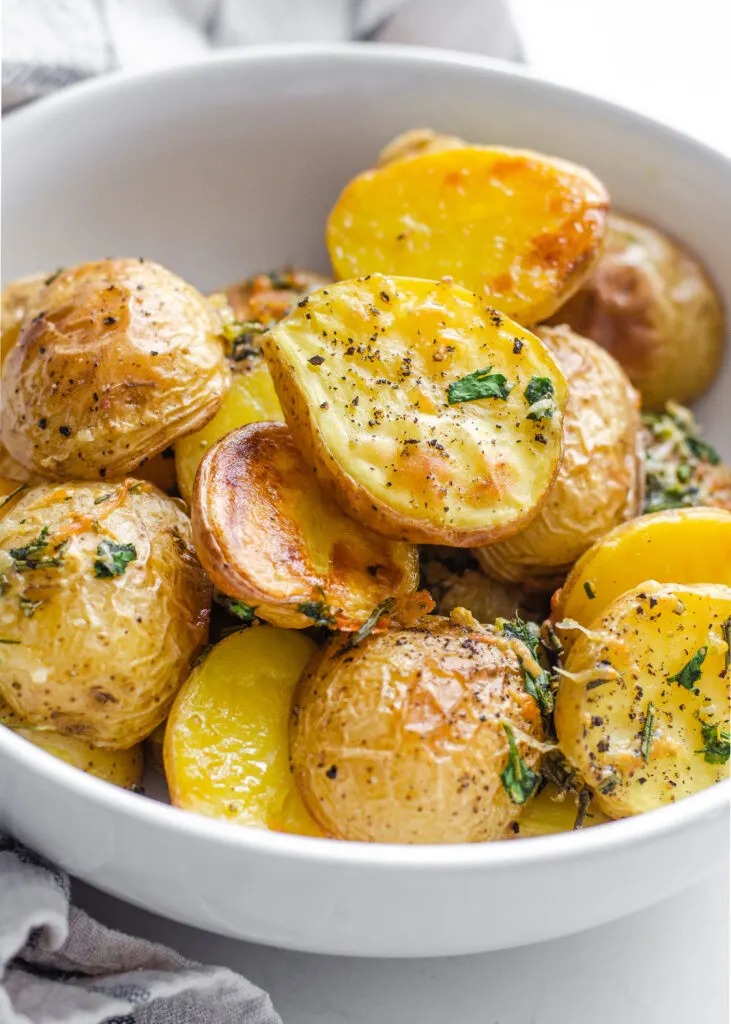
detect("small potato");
top-left (552, 507), bottom-right (731, 644)
top-left (1, 697), bottom-right (143, 788)
top-left (642, 402), bottom-right (731, 514)
top-left (1, 271), bottom-right (48, 364)
top-left (222, 267), bottom-right (332, 324)
top-left (1, 258), bottom-right (230, 479)
top-left (176, 359), bottom-right (283, 506)
top-left (555, 582), bottom-right (731, 817)
top-left (476, 325), bottom-right (642, 588)
top-left (547, 214), bottom-right (725, 409)
top-left (165, 626), bottom-right (323, 836)
top-left (193, 422), bottom-right (420, 630)
top-left (290, 615), bottom-right (544, 843)
top-left (0, 480), bottom-right (210, 747)
top-left (264, 275), bottom-right (568, 546)
top-left (420, 546), bottom-right (546, 624)
top-left (326, 147), bottom-right (608, 324)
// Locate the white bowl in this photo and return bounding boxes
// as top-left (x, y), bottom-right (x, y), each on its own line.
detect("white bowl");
top-left (1, 44), bottom-right (729, 958)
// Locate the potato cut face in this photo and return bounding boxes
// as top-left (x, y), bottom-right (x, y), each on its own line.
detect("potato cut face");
top-left (176, 359), bottom-right (283, 505)
top-left (553, 507), bottom-right (731, 642)
top-left (165, 627), bottom-right (323, 836)
top-left (290, 615), bottom-right (544, 844)
top-left (192, 422), bottom-right (419, 630)
top-left (555, 583), bottom-right (731, 818)
top-left (326, 148), bottom-right (608, 323)
top-left (264, 275), bottom-right (568, 545)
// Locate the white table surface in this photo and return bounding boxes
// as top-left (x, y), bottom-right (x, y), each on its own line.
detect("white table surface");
top-left (76, 865), bottom-right (729, 1023)
top-left (78, 6), bottom-right (731, 1021)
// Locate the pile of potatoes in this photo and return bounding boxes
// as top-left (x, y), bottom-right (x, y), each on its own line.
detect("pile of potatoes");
top-left (1, 130), bottom-right (728, 844)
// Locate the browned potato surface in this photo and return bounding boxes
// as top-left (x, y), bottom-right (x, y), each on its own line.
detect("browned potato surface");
top-left (1, 259), bottom-right (230, 479)
top-left (264, 275), bottom-right (568, 546)
top-left (290, 615), bottom-right (544, 843)
top-left (476, 325), bottom-right (642, 588)
top-left (193, 422), bottom-right (420, 630)
top-left (547, 214), bottom-right (725, 409)
top-left (223, 267), bottom-right (332, 324)
top-left (0, 480), bottom-right (210, 747)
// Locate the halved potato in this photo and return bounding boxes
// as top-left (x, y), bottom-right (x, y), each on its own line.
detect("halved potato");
top-left (290, 614), bottom-right (544, 843)
top-left (552, 507), bottom-right (731, 643)
top-left (264, 275), bottom-right (568, 546)
top-left (192, 421), bottom-right (420, 630)
top-left (326, 147), bottom-right (609, 324)
top-left (547, 213), bottom-right (725, 409)
top-left (476, 325), bottom-right (642, 588)
top-left (1, 258), bottom-right (230, 480)
top-left (176, 359), bottom-right (283, 506)
top-left (555, 582), bottom-right (731, 817)
top-left (165, 626), bottom-right (323, 836)
top-left (1, 697), bottom-right (143, 788)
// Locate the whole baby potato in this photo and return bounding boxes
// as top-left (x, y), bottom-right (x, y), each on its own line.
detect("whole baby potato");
top-left (0, 480), bottom-right (211, 747)
top-left (547, 214), bottom-right (725, 409)
top-left (1, 258), bottom-right (230, 479)
top-left (290, 615), bottom-right (544, 843)
top-left (476, 325), bottom-right (642, 588)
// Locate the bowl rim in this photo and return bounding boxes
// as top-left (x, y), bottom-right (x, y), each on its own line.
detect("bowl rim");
top-left (2, 41), bottom-right (729, 870)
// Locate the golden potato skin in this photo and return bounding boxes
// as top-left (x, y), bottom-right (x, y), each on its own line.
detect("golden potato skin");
top-left (476, 326), bottom-right (642, 588)
top-left (193, 422), bottom-right (420, 630)
top-left (548, 214), bottom-right (725, 409)
top-left (326, 147), bottom-right (608, 324)
top-left (1, 259), bottom-right (230, 479)
top-left (555, 582), bottom-right (731, 818)
top-left (552, 507), bottom-right (731, 642)
top-left (264, 275), bottom-right (568, 546)
top-left (290, 616), bottom-right (543, 843)
top-left (0, 480), bottom-right (210, 747)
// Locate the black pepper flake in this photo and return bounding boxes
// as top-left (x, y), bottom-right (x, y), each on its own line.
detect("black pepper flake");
top-left (150, 350), bottom-right (159, 356)
top-left (103, 316), bottom-right (117, 326)
top-left (325, 765), bottom-right (338, 780)
top-left (513, 338), bottom-right (524, 354)
top-left (308, 355), bottom-right (325, 366)
top-left (380, 291), bottom-right (390, 302)
top-left (59, 425), bottom-right (71, 437)
top-left (38, 418), bottom-right (48, 430)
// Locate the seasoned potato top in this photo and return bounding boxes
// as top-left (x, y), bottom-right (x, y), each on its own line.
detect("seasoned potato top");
top-left (1, 259), bottom-right (230, 480)
top-left (556, 582), bottom-right (731, 816)
top-left (0, 480), bottom-right (210, 747)
top-left (326, 147), bottom-right (608, 323)
top-left (264, 275), bottom-right (568, 545)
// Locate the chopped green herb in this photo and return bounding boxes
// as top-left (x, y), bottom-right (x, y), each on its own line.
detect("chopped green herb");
top-left (346, 598), bottom-right (396, 649)
top-left (524, 376), bottom-right (556, 420)
top-left (584, 581), bottom-right (596, 600)
top-left (216, 592), bottom-right (257, 625)
top-left (297, 599), bottom-right (336, 628)
top-left (0, 483), bottom-right (28, 511)
top-left (222, 320), bottom-right (268, 362)
top-left (93, 540), bottom-right (137, 578)
top-left (19, 596), bottom-right (44, 618)
top-left (93, 493), bottom-right (112, 505)
top-left (0, 638), bottom-right (21, 644)
top-left (597, 770), bottom-right (620, 795)
top-left (8, 527), bottom-right (67, 572)
top-left (696, 720), bottom-right (731, 765)
top-left (640, 701), bottom-right (656, 762)
top-left (686, 435), bottom-right (721, 465)
top-left (499, 614), bottom-right (555, 731)
top-left (668, 646), bottom-right (707, 693)
top-left (500, 722), bottom-right (539, 805)
top-left (723, 618), bottom-right (730, 678)
top-left (573, 786), bottom-right (593, 830)
top-left (447, 366), bottom-right (513, 405)
top-left (44, 267), bottom-right (65, 286)
top-left (266, 270), bottom-right (295, 290)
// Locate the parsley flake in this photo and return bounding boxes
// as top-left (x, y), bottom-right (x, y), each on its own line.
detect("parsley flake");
top-left (447, 367), bottom-right (513, 405)
top-left (9, 527), bottom-right (68, 572)
top-left (500, 722), bottom-right (539, 805)
top-left (94, 540), bottom-right (137, 578)
top-left (524, 376), bottom-right (556, 420)
top-left (640, 701), bottom-right (655, 762)
top-left (668, 646), bottom-right (707, 693)
top-left (345, 598), bottom-right (396, 650)
top-left (696, 720), bottom-right (731, 765)
top-left (584, 581), bottom-right (596, 600)
top-left (297, 599), bottom-right (336, 628)
top-left (216, 591), bottom-right (258, 625)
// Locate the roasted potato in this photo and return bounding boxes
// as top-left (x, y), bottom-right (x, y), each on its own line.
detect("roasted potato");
top-left (290, 614), bottom-right (544, 843)
top-left (222, 267), bottom-right (332, 324)
top-left (476, 325), bottom-right (642, 588)
top-left (264, 275), bottom-right (568, 546)
top-left (1, 271), bottom-right (48, 364)
top-left (165, 626), bottom-right (323, 836)
top-left (1, 258), bottom-right (230, 480)
top-left (552, 507), bottom-right (731, 644)
top-left (326, 147), bottom-right (608, 323)
top-left (420, 546), bottom-right (546, 624)
top-left (0, 480), bottom-right (210, 747)
top-left (193, 421), bottom-right (421, 630)
top-left (642, 402), bottom-right (731, 514)
top-left (176, 357), bottom-right (283, 506)
top-left (547, 213), bottom-right (725, 409)
top-left (555, 582), bottom-right (731, 817)
top-left (0, 696), bottom-right (143, 788)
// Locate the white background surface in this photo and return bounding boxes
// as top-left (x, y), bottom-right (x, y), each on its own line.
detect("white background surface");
top-left (77, 3), bottom-right (731, 1020)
